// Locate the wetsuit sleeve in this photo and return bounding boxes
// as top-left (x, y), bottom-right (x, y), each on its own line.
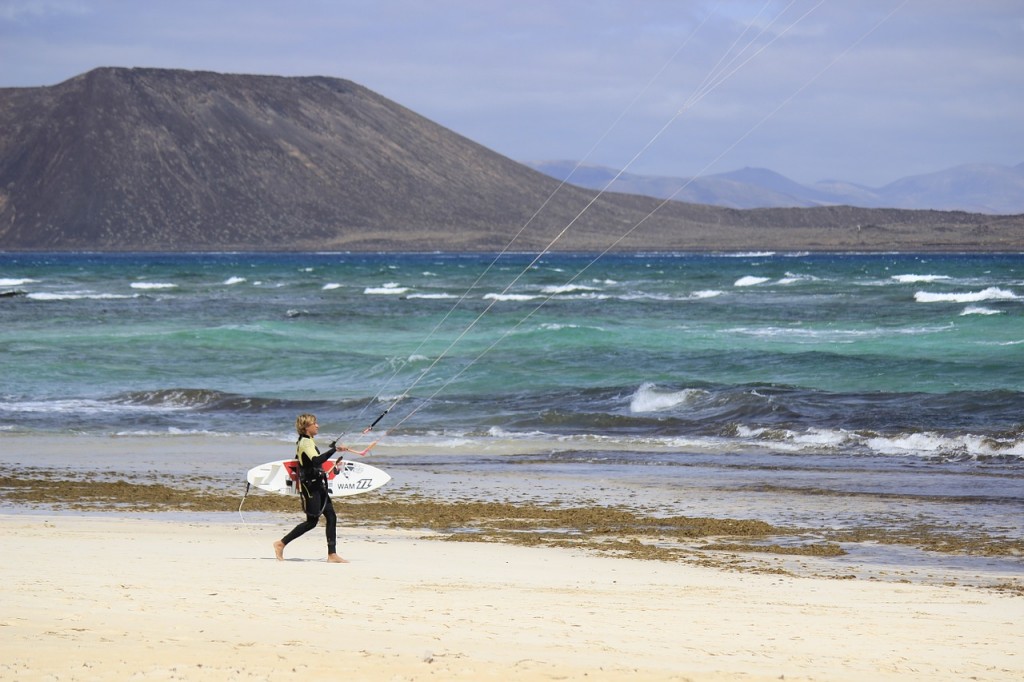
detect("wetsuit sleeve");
top-left (313, 445), bottom-right (338, 466)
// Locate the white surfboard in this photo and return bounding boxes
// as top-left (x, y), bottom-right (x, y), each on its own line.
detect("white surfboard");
top-left (246, 458), bottom-right (391, 498)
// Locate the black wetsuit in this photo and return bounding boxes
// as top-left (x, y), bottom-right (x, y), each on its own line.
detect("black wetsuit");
top-left (279, 435), bottom-right (339, 554)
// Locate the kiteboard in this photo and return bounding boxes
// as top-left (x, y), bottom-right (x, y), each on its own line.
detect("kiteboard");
top-left (246, 458), bottom-right (391, 498)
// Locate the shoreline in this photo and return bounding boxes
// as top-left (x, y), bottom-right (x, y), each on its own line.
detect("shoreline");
top-left (2, 512), bottom-right (1022, 681)
top-left (4, 475), bottom-right (1024, 595)
top-left (3, 432), bottom-right (1023, 595)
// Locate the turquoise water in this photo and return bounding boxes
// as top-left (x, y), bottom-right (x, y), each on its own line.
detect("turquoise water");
top-left (2, 251), bottom-right (1021, 460)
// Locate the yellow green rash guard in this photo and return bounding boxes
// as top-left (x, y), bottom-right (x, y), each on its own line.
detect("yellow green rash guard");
top-left (294, 435), bottom-right (338, 494)
top-left (296, 434), bottom-right (321, 465)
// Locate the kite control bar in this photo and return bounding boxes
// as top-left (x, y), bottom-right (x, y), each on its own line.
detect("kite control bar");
top-left (364, 408), bottom-right (389, 434)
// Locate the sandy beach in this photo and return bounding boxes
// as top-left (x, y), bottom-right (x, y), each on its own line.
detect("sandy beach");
top-left (1, 512), bottom-right (1021, 682)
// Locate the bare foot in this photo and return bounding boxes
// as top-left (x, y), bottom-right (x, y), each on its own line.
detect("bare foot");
top-left (273, 540), bottom-right (285, 561)
top-left (327, 553), bottom-right (348, 564)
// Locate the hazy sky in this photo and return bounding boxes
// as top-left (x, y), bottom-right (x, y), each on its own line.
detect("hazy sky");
top-left (2, 0), bottom-right (1022, 186)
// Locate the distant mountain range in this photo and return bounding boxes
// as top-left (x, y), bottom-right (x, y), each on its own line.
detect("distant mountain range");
top-left (526, 161), bottom-right (1024, 215)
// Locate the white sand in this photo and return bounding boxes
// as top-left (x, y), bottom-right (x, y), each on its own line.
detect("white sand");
top-left (1, 513), bottom-right (1021, 681)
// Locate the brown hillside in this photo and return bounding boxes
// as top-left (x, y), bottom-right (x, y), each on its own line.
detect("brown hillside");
top-left (1, 67), bottom-right (1021, 251)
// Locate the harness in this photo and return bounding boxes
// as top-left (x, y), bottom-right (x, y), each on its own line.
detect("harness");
top-left (296, 436), bottom-right (329, 515)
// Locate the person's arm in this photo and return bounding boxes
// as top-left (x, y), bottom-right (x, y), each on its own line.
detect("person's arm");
top-left (314, 445), bottom-right (337, 465)
top-left (336, 441), bottom-right (379, 457)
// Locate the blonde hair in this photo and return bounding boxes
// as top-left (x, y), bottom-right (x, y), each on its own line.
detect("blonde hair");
top-left (295, 413), bottom-right (318, 436)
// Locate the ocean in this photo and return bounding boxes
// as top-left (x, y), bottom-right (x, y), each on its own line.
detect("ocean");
top-left (2, 251), bottom-right (1023, 580)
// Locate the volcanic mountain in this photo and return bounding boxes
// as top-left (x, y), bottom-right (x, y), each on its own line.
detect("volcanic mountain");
top-left (0, 67), bottom-right (1020, 251)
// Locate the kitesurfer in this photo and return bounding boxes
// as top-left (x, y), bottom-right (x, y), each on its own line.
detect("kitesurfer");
top-left (273, 413), bottom-right (347, 563)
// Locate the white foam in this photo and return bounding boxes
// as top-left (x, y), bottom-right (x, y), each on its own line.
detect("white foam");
top-left (960, 305), bottom-right (1003, 316)
top-left (727, 323), bottom-right (952, 341)
top-left (541, 283), bottom-right (598, 295)
top-left (892, 274), bottom-right (951, 283)
top-left (365, 283), bottom-right (409, 295)
top-left (788, 428), bottom-right (850, 448)
top-left (864, 432), bottom-right (1024, 458)
top-left (223, 276), bottom-right (247, 285)
top-left (130, 282), bottom-right (177, 290)
top-left (1, 397), bottom-right (187, 415)
top-left (619, 289), bottom-right (721, 302)
top-left (914, 287), bottom-right (1019, 303)
top-left (730, 425), bottom-right (1024, 459)
top-left (322, 283), bottom-right (341, 290)
top-left (536, 323), bottom-right (605, 333)
top-left (487, 425), bottom-right (546, 439)
top-left (629, 383), bottom-right (706, 413)
top-left (734, 276), bottom-right (770, 287)
top-left (777, 272), bottom-right (819, 285)
top-left (483, 293), bottom-right (539, 302)
top-left (407, 293), bottom-right (456, 299)
top-left (26, 292), bottom-right (134, 300)
top-left (0, 278), bottom-right (36, 286)
top-left (620, 292), bottom-right (675, 301)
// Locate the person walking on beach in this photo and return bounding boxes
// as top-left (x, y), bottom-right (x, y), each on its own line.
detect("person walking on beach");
top-left (273, 413), bottom-right (347, 563)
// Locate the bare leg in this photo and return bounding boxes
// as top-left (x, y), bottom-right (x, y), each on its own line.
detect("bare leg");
top-left (327, 552), bottom-right (348, 563)
top-left (273, 540), bottom-right (285, 560)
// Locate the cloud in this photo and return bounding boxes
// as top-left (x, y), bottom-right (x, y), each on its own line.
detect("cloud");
top-left (1, 0), bottom-right (1021, 185)
top-left (0, 0), bottom-right (90, 22)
